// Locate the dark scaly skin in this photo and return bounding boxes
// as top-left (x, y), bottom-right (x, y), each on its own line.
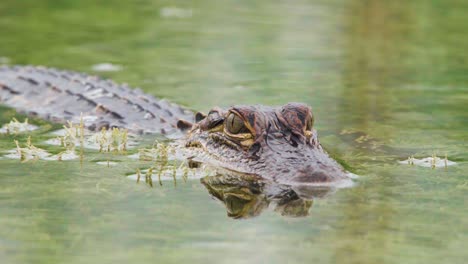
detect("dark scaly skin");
top-left (184, 104), bottom-right (350, 185)
top-left (0, 65), bottom-right (350, 186)
top-left (0, 65), bottom-right (194, 135)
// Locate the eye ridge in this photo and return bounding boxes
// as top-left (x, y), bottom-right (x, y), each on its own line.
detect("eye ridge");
top-left (306, 115), bottom-right (314, 131)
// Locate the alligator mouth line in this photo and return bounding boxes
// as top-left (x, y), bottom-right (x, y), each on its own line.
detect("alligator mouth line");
top-left (208, 133), bottom-right (244, 151)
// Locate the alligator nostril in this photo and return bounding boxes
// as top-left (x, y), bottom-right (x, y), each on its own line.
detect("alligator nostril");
top-left (195, 112), bottom-right (206, 122)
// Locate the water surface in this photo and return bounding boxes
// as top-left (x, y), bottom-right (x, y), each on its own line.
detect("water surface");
top-left (0, 1), bottom-right (466, 263)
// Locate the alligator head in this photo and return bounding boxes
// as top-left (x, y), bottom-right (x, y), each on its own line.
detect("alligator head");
top-left (180, 103), bottom-right (350, 185)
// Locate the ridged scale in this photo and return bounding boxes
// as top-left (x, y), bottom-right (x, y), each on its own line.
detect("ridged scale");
top-left (0, 65), bottom-right (194, 135)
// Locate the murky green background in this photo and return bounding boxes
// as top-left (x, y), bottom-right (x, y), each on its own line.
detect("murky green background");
top-left (0, 0), bottom-right (467, 263)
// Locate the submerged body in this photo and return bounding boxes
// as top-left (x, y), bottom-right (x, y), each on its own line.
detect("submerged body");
top-left (0, 65), bottom-right (350, 184)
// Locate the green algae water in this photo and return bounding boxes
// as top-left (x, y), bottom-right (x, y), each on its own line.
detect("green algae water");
top-left (0, 0), bottom-right (467, 263)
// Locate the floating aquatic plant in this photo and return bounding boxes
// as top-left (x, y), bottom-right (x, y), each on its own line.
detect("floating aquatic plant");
top-left (4, 115), bottom-right (204, 185)
top-left (4, 135), bottom-right (80, 162)
top-left (4, 136), bottom-right (50, 162)
top-left (399, 152), bottom-right (456, 168)
top-left (45, 119), bottom-right (136, 152)
top-left (95, 161), bottom-right (119, 167)
top-left (146, 167), bottom-right (154, 187)
top-left (136, 168), bottom-right (141, 183)
top-left (94, 127), bottom-right (129, 153)
top-left (129, 160), bottom-right (215, 188)
top-left (0, 118), bottom-right (38, 134)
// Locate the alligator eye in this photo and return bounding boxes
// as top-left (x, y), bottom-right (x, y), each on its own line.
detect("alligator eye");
top-left (226, 113), bottom-right (248, 134)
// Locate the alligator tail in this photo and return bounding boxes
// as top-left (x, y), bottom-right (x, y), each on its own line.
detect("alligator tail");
top-left (0, 65), bottom-right (194, 135)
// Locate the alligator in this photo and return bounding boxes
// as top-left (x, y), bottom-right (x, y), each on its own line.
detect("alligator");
top-left (0, 65), bottom-right (351, 185)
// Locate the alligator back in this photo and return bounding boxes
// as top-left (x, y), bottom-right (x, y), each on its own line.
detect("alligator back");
top-left (0, 66), bottom-right (194, 135)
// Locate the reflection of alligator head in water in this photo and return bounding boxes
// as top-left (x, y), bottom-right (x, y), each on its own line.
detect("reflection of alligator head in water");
top-left (181, 103), bottom-right (351, 185)
top-left (201, 174), bottom-right (335, 219)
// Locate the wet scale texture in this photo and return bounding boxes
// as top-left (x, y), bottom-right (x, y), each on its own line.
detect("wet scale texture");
top-left (0, 65), bottom-right (194, 135)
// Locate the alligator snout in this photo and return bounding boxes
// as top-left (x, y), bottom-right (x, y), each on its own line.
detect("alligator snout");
top-left (286, 163), bottom-right (350, 184)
